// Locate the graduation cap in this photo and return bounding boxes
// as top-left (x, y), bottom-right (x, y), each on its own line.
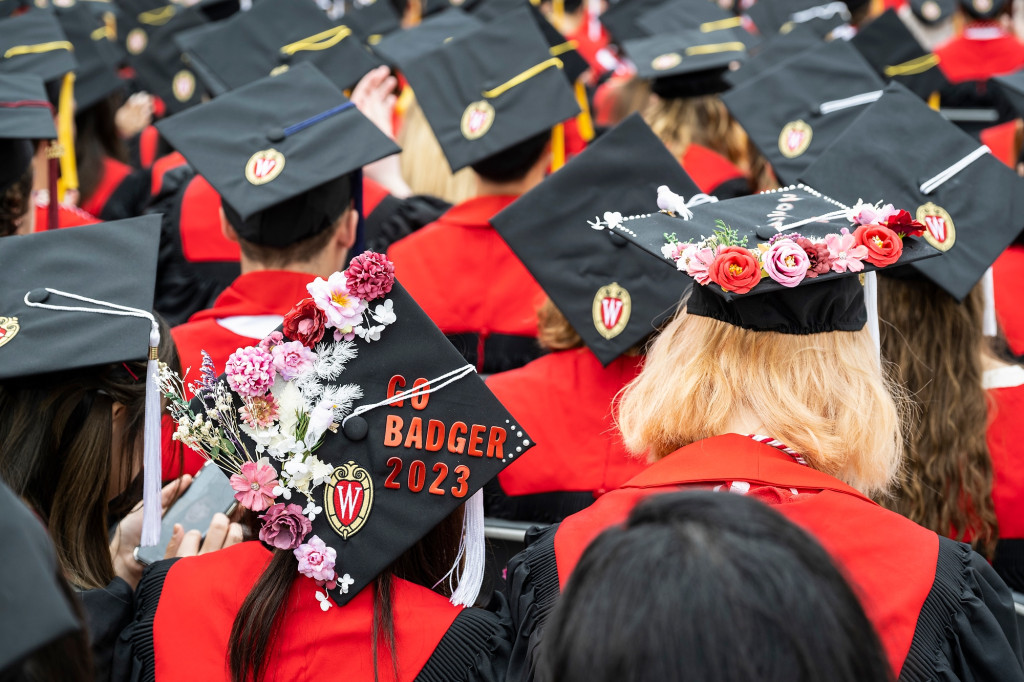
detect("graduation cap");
top-left (745, 0), bottom-right (852, 38)
top-left (55, 4), bottom-right (124, 110)
top-left (156, 63), bottom-right (400, 248)
top-left (118, 1), bottom-right (207, 113)
top-left (491, 114), bottom-right (699, 364)
top-left (723, 22), bottom-right (819, 88)
top-left (176, 0), bottom-right (381, 96)
top-left (607, 184), bottom-right (939, 333)
top-left (850, 10), bottom-right (949, 101)
top-left (635, 0), bottom-right (747, 37)
top-left (400, 6), bottom-right (580, 172)
top-left (908, 0), bottom-right (956, 24)
top-left (599, 0), bottom-right (673, 43)
top-left (0, 479), bottom-right (82, 671)
top-left (799, 83), bottom-right (1024, 302)
top-left (160, 254), bottom-right (534, 608)
top-left (341, 0), bottom-right (402, 42)
top-left (0, 216), bottom-right (165, 545)
top-left (721, 39), bottom-right (885, 185)
top-left (0, 9), bottom-right (77, 85)
top-left (370, 8), bottom-right (481, 69)
top-left (624, 26), bottom-right (749, 99)
top-left (959, 0), bottom-right (1006, 20)
top-left (0, 73), bottom-right (56, 193)
top-left (992, 70), bottom-right (1024, 119)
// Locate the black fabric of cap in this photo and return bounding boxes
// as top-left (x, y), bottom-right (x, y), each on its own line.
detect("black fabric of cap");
top-left (723, 22), bottom-right (819, 87)
top-left (721, 39), bottom-right (885, 185)
top-left (908, 0), bottom-right (956, 24)
top-left (0, 9), bottom-right (77, 86)
top-left (992, 70), bottom-right (1024, 119)
top-left (599, 0), bottom-right (671, 42)
top-left (0, 72), bottom-right (55, 192)
top-left (176, 0), bottom-right (381, 96)
top-left (614, 185), bottom-right (939, 332)
top-left (400, 6), bottom-right (579, 172)
top-left (55, 4), bottom-right (124, 110)
top-left (371, 8), bottom-right (481, 69)
top-left (800, 83), bottom-right (1024, 302)
top-left (624, 27), bottom-right (749, 99)
top-left (156, 63), bottom-right (399, 247)
top-left (492, 114), bottom-right (699, 364)
top-left (745, 0), bottom-right (851, 37)
top-left (959, 0), bottom-right (1006, 20)
top-left (850, 10), bottom-right (948, 100)
top-left (0, 215), bottom-right (160, 381)
top-left (343, 0), bottom-right (402, 42)
top-left (636, 0), bottom-right (746, 36)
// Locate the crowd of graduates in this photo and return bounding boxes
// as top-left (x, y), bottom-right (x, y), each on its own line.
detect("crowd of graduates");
top-left (2, 0), bottom-right (1024, 679)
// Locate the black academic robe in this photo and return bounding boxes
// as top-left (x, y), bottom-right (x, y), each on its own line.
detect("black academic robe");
top-left (79, 578), bottom-right (134, 682)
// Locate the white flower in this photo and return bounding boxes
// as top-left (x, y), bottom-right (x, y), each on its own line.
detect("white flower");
top-left (303, 499), bottom-right (323, 520)
top-left (315, 589), bottom-right (332, 612)
top-left (271, 380), bottom-right (304, 435)
top-left (307, 456), bottom-right (334, 487)
top-left (321, 384), bottom-right (363, 421)
top-left (272, 484), bottom-right (292, 500)
top-left (369, 299), bottom-right (396, 326)
top-left (354, 325), bottom-right (385, 342)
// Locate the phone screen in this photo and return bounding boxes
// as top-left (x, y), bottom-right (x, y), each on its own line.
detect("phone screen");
top-left (134, 461), bottom-right (238, 565)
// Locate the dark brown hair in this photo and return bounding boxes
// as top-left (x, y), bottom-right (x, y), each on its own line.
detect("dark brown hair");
top-left (877, 276), bottom-right (998, 557)
top-left (75, 93), bottom-right (128, 206)
top-left (228, 507), bottom-right (466, 682)
top-left (0, 164), bottom-right (34, 238)
top-left (0, 318), bottom-right (179, 589)
top-left (236, 207), bottom-right (350, 269)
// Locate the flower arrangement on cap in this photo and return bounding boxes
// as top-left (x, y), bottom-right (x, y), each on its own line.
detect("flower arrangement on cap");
top-left (159, 252), bottom-right (396, 604)
top-left (661, 200), bottom-right (926, 294)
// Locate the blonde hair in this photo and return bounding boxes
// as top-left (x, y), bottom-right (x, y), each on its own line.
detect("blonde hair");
top-left (397, 95), bottom-right (478, 205)
top-left (537, 297), bottom-right (585, 352)
top-left (642, 94), bottom-right (751, 173)
top-left (617, 308), bottom-right (906, 499)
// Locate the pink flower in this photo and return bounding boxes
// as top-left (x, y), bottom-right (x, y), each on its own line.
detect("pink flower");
top-left (240, 394), bottom-right (279, 429)
top-left (225, 346), bottom-right (275, 398)
top-left (307, 272), bottom-right (367, 338)
top-left (229, 461), bottom-right (279, 512)
top-left (271, 341), bottom-right (316, 381)
top-left (661, 241), bottom-right (687, 261)
top-left (794, 237), bottom-right (832, 278)
top-left (258, 331), bottom-right (285, 353)
top-left (259, 503), bottom-right (312, 550)
top-left (678, 245), bottom-right (717, 285)
top-left (762, 239), bottom-right (810, 287)
top-left (850, 201), bottom-right (897, 226)
top-left (345, 252), bottom-right (395, 301)
top-left (294, 535), bottom-right (337, 582)
top-left (825, 228), bottom-right (869, 273)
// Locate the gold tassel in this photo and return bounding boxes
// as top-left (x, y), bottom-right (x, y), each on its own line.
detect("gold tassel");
top-left (55, 72), bottom-right (78, 202)
top-left (928, 91), bottom-right (941, 111)
top-left (551, 122), bottom-right (566, 171)
top-left (574, 79), bottom-right (595, 142)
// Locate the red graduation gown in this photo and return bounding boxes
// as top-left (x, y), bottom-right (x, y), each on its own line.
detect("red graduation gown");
top-left (34, 197), bottom-right (99, 231)
top-left (131, 542), bottom-right (507, 682)
top-left (980, 120), bottom-right (1021, 169)
top-left (681, 144), bottom-right (749, 198)
top-left (935, 28), bottom-right (1024, 83)
top-left (994, 245), bottom-right (1024, 357)
top-left (80, 156), bottom-right (134, 219)
top-left (988, 376), bottom-right (1024, 590)
top-left (484, 350), bottom-right (647, 522)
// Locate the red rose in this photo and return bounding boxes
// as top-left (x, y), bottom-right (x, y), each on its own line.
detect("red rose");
top-left (709, 246), bottom-right (762, 294)
top-left (853, 225), bottom-right (903, 267)
top-left (282, 298), bottom-right (327, 349)
top-left (884, 210), bottom-right (925, 238)
top-left (794, 237), bottom-right (832, 278)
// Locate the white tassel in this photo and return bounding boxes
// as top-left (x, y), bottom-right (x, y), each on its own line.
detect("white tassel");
top-left (140, 322), bottom-right (162, 547)
top-left (865, 271), bottom-right (880, 363)
top-left (440, 490), bottom-right (486, 608)
top-left (982, 267), bottom-right (998, 338)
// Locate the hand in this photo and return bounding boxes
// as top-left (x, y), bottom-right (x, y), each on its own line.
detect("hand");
top-left (163, 513), bottom-right (245, 558)
top-left (350, 65), bottom-right (398, 139)
top-left (110, 475), bottom-right (193, 589)
top-left (115, 92), bottom-right (155, 139)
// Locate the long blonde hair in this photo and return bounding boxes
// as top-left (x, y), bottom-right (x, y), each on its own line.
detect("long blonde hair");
top-left (642, 94), bottom-right (751, 173)
top-left (617, 308), bottom-right (906, 498)
top-left (397, 94), bottom-right (478, 205)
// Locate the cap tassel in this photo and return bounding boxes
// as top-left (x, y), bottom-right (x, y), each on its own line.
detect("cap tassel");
top-left (46, 149), bottom-right (59, 231)
top-left (574, 80), bottom-right (595, 143)
top-left (446, 490), bottom-right (485, 608)
top-left (55, 72), bottom-right (78, 202)
top-left (140, 322), bottom-right (162, 547)
top-left (982, 267), bottom-right (998, 337)
top-left (864, 271), bottom-right (880, 362)
top-left (551, 122), bottom-right (566, 171)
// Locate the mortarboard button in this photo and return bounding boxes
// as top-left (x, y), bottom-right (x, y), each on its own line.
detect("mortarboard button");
top-left (266, 127), bottom-right (285, 143)
top-left (342, 415), bottom-right (369, 441)
top-left (25, 289), bottom-right (49, 304)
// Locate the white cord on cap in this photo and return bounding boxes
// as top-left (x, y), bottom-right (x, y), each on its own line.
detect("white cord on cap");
top-left (791, 1), bottom-right (850, 23)
top-left (341, 364), bottom-right (477, 427)
top-left (24, 288), bottom-right (163, 547)
top-left (436, 489), bottom-right (486, 608)
top-left (982, 267), bottom-right (998, 337)
top-left (773, 209), bottom-right (849, 232)
top-left (818, 90), bottom-right (884, 115)
top-left (919, 146), bottom-right (990, 195)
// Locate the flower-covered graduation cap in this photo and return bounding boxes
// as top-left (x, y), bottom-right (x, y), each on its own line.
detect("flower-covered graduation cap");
top-left (161, 255), bottom-right (533, 609)
top-left (800, 84), bottom-right (1024, 302)
top-left (492, 114), bottom-right (701, 365)
top-left (610, 185), bottom-right (940, 334)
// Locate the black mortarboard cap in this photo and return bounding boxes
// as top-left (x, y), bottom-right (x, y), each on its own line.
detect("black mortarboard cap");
top-left (850, 10), bottom-right (949, 100)
top-left (722, 39), bottom-right (885, 185)
top-left (56, 4), bottom-right (124, 110)
top-left (156, 63), bottom-right (399, 247)
top-left (624, 26), bottom-right (749, 98)
top-left (492, 114), bottom-right (698, 364)
top-left (371, 8), bottom-right (481, 69)
top-left (400, 6), bottom-right (580, 172)
top-left (0, 73), bottom-right (56, 192)
top-left (0, 479), bottom-right (82, 671)
top-left (613, 184), bottom-right (939, 333)
top-left (342, 0), bottom-right (402, 43)
top-left (0, 216), bottom-right (160, 381)
top-left (0, 10), bottom-right (76, 86)
top-left (119, 1), bottom-right (206, 113)
top-left (723, 22), bottom-right (819, 88)
top-left (992, 69), bottom-right (1024, 119)
top-left (599, 0), bottom-right (671, 42)
top-left (908, 0), bottom-right (956, 24)
top-left (177, 0), bottom-right (381, 96)
top-left (800, 84), bottom-right (1024, 302)
top-left (635, 0), bottom-right (747, 36)
top-left (959, 0), bottom-right (1006, 20)
top-left (745, 0), bottom-right (851, 38)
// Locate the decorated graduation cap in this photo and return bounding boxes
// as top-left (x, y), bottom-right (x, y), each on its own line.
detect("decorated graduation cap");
top-left (800, 83), bottom-right (1024, 302)
top-left (0, 479), bottom-right (82, 671)
top-left (850, 10), bottom-right (948, 101)
top-left (722, 39), bottom-right (885, 185)
top-left (160, 254), bottom-right (534, 609)
top-left (491, 114), bottom-right (700, 364)
top-left (156, 63), bottom-right (399, 248)
top-left (624, 26), bottom-right (749, 99)
top-left (176, 0), bottom-right (381, 97)
top-left (118, 1), bottom-right (207, 113)
top-left (371, 8), bottom-right (482, 69)
top-left (56, 4), bottom-right (124, 110)
top-left (607, 184), bottom-right (938, 335)
top-left (0, 216), bottom-right (165, 546)
top-left (400, 6), bottom-right (580, 172)
top-left (0, 73), bottom-right (56, 194)
top-left (908, 0), bottom-right (956, 24)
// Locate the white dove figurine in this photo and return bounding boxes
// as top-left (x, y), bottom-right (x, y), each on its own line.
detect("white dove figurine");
top-left (656, 185), bottom-right (694, 220)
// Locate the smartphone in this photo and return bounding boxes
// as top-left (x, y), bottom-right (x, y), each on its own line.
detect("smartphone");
top-left (133, 461), bottom-right (238, 565)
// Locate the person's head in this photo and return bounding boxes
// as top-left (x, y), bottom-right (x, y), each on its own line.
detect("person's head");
top-left (0, 159), bottom-right (35, 237)
top-left (397, 95), bottom-right (478, 205)
top-left (877, 275), bottom-right (997, 557)
top-left (74, 91), bottom-right (128, 205)
top-left (538, 490), bottom-right (893, 682)
top-left (469, 128), bottom-right (552, 188)
top-left (644, 93), bottom-right (750, 169)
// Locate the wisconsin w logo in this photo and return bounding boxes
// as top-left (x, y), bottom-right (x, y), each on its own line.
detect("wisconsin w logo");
top-left (245, 149), bottom-right (286, 186)
top-left (592, 283), bottom-right (631, 340)
top-left (916, 202), bottom-right (956, 252)
top-left (324, 461), bottom-right (373, 539)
